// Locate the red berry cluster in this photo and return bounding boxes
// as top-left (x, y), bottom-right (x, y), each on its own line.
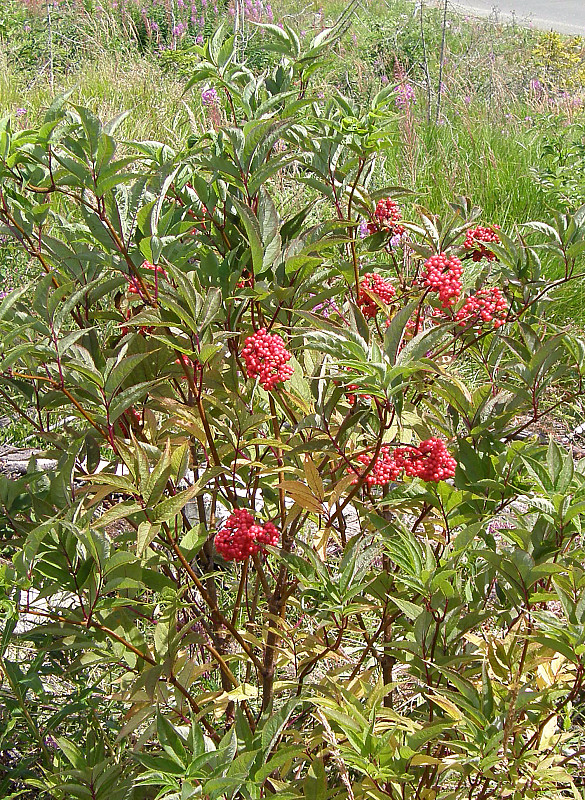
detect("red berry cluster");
top-left (395, 306), bottom-right (443, 336)
top-left (118, 406), bottom-right (143, 436)
top-left (334, 368), bottom-right (371, 406)
top-left (237, 269), bottom-right (253, 289)
top-left (349, 438), bottom-right (456, 485)
top-left (358, 273), bottom-right (396, 318)
top-left (241, 328), bottom-right (294, 390)
top-left (214, 509), bottom-right (279, 561)
top-left (350, 445), bottom-right (402, 486)
top-left (463, 225), bottom-right (500, 262)
top-left (119, 309), bottom-right (155, 337)
top-left (422, 254), bottom-right (463, 308)
top-left (456, 287), bottom-right (507, 328)
top-left (392, 438), bottom-right (457, 482)
top-left (174, 353), bottom-right (203, 382)
top-left (346, 383), bottom-right (372, 406)
top-left (345, 376), bottom-right (372, 406)
top-left (128, 260), bottom-right (167, 296)
top-left (374, 198), bottom-right (405, 236)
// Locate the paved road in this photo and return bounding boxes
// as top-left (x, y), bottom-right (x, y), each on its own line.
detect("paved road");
top-left (446, 0), bottom-right (585, 35)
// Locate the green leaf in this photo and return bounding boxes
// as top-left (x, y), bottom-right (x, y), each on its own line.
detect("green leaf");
top-left (387, 596), bottom-right (423, 622)
top-left (152, 484), bottom-right (205, 523)
top-left (231, 198), bottom-right (263, 274)
top-left (198, 287), bottom-right (222, 333)
top-left (303, 757), bottom-right (326, 800)
top-left (260, 699), bottom-right (300, 753)
top-left (137, 521), bottom-right (160, 556)
top-left (108, 380), bottom-right (155, 424)
top-left (384, 299), bottom-right (419, 364)
top-left (144, 440), bottom-right (173, 505)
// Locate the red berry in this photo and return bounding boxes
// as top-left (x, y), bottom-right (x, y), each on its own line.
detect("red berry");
top-left (174, 354), bottom-right (203, 382)
top-left (456, 286), bottom-right (507, 329)
top-left (241, 328), bottom-right (294, 391)
top-left (237, 269), bottom-right (253, 289)
top-left (214, 510), bottom-right (280, 561)
top-left (422, 254), bottom-right (463, 308)
top-left (358, 273), bottom-right (396, 318)
top-left (175, 354), bottom-right (193, 368)
top-left (463, 225), bottom-right (500, 262)
top-left (344, 374), bottom-right (372, 406)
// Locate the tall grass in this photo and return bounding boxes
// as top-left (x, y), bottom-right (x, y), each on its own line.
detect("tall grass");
top-left (0, 50), bottom-right (188, 141)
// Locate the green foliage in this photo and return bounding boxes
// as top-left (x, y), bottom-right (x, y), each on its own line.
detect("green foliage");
top-left (1, 18), bottom-right (585, 800)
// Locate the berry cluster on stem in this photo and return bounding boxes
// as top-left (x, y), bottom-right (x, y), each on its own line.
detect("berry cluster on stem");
top-left (422, 254), bottom-right (463, 308)
top-left (128, 260), bottom-right (167, 296)
top-left (350, 438), bottom-right (457, 486)
top-left (214, 509), bottom-right (279, 561)
top-left (241, 328), bottom-right (294, 390)
top-left (463, 225), bottom-right (500, 262)
top-left (358, 273), bottom-right (396, 318)
top-left (350, 445), bottom-right (402, 486)
top-left (392, 438), bottom-right (457, 482)
top-left (456, 287), bottom-right (507, 328)
top-left (175, 353), bottom-right (203, 381)
top-left (336, 368), bottom-right (372, 406)
top-left (373, 198), bottom-right (405, 237)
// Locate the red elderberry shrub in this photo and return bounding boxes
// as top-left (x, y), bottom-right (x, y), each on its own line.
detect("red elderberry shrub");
top-left (358, 273), bottom-right (396, 318)
top-left (214, 509), bottom-right (280, 561)
top-left (463, 225), bottom-right (500, 262)
top-left (374, 198), bottom-right (405, 236)
top-left (422, 253), bottom-right (463, 308)
top-left (456, 287), bottom-right (507, 329)
top-left (241, 328), bottom-right (294, 390)
top-left (393, 438), bottom-right (457, 482)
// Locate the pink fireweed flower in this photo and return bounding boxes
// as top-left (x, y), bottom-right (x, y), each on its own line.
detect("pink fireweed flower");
top-left (395, 83), bottom-right (416, 109)
top-left (201, 87), bottom-right (219, 106)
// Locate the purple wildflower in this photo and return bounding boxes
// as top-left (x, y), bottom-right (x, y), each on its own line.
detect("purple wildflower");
top-left (394, 83), bottom-right (416, 110)
top-left (201, 87), bottom-right (219, 106)
top-left (311, 296), bottom-right (340, 317)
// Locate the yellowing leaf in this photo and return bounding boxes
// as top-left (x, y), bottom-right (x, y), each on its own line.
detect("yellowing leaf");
top-left (429, 694), bottom-right (463, 720)
top-left (277, 480), bottom-right (324, 514)
top-left (304, 455), bottom-right (324, 501)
